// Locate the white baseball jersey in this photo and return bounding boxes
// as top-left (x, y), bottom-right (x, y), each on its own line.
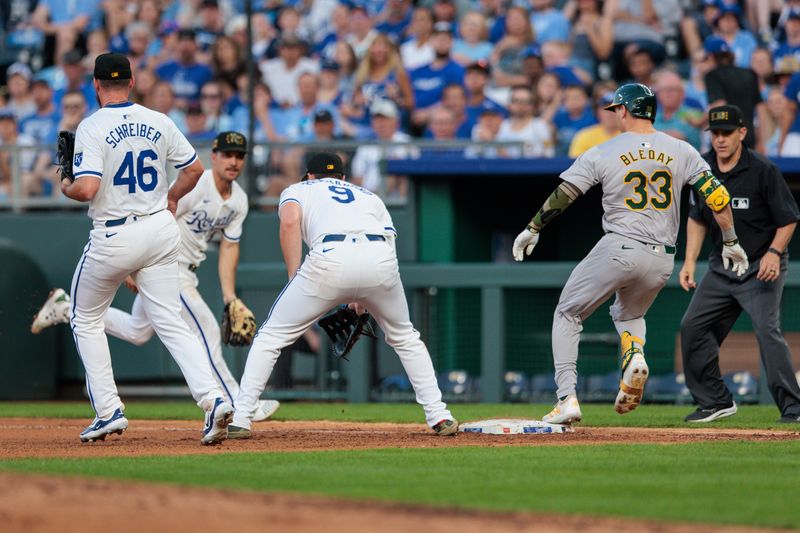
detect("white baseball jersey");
top-left (174, 169), bottom-right (248, 268)
top-left (278, 178), bottom-right (397, 247)
top-left (72, 102), bottom-right (197, 222)
top-left (561, 131), bottom-right (710, 246)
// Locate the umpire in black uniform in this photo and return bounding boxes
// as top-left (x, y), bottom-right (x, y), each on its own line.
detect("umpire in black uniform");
top-left (679, 105), bottom-right (800, 423)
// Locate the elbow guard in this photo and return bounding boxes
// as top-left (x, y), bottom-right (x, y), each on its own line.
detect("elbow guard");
top-left (692, 171), bottom-right (730, 212)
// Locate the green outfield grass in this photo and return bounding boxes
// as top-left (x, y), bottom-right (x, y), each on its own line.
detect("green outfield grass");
top-left (0, 401), bottom-right (794, 429)
top-left (2, 442), bottom-right (799, 528)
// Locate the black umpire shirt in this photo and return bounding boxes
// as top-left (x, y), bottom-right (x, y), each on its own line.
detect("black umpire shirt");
top-left (689, 146), bottom-right (800, 276)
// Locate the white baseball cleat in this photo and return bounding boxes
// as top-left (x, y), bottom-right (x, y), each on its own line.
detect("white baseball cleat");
top-left (252, 399), bottom-right (281, 422)
top-left (31, 288), bottom-right (70, 334)
top-left (615, 331), bottom-right (649, 414)
top-left (201, 397), bottom-right (234, 445)
top-left (542, 394), bottom-right (582, 424)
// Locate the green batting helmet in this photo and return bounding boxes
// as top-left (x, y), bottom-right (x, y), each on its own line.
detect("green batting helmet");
top-left (604, 83), bottom-right (657, 122)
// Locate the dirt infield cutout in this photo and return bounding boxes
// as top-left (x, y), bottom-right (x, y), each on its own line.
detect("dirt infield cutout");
top-left (0, 418), bottom-right (797, 459)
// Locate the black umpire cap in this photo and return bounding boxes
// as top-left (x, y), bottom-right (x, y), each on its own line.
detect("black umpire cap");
top-left (706, 104), bottom-right (745, 131)
top-left (212, 131), bottom-right (248, 152)
top-left (94, 53), bottom-right (132, 80)
top-left (306, 153), bottom-right (344, 175)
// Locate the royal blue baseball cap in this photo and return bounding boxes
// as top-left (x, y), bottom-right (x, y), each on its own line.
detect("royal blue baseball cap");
top-left (716, 3), bottom-right (742, 20)
top-left (704, 35), bottom-right (731, 54)
top-left (522, 44), bottom-right (542, 58)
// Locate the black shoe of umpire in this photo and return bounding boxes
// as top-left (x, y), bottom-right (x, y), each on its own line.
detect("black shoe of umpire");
top-left (684, 402), bottom-right (737, 423)
top-left (777, 414), bottom-right (800, 423)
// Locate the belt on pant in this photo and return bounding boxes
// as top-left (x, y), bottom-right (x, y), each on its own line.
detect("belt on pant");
top-left (610, 233), bottom-right (676, 255)
top-left (635, 240), bottom-right (676, 255)
top-left (322, 234), bottom-right (385, 243)
top-left (104, 208), bottom-right (166, 228)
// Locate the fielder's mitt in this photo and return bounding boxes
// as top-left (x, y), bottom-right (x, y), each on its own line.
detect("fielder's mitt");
top-left (56, 130), bottom-right (76, 182)
top-left (317, 305), bottom-right (376, 360)
top-left (221, 298), bottom-right (257, 346)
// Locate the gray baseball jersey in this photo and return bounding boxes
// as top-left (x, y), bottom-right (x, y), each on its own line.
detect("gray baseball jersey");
top-left (561, 131), bottom-right (710, 246)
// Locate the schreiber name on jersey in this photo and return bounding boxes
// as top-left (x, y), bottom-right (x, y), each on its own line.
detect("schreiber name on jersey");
top-left (105, 121), bottom-right (164, 148)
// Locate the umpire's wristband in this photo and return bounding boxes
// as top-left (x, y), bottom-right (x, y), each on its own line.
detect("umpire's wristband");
top-left (767, 247), bottom-right (783, 257)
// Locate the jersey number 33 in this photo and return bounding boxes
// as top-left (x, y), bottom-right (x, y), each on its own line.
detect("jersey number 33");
top-left (623, 170), bottom-right (672, 210)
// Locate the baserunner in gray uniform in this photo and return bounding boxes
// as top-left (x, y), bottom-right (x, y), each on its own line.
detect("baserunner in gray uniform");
top-left (512, 83), bottom-right (750, 424)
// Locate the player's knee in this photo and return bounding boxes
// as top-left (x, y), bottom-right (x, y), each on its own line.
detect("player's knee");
top-left (129, 328), bottom-right (154, 346)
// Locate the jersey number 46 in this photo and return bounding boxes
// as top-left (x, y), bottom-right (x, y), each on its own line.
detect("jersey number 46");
top-left (113, 150), bottom-right (158, 193)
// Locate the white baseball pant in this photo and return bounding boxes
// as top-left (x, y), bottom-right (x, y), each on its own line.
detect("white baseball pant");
top-left (233, 236), bottom-right (452, 429)
top-left (104, 279), bottom-right (241, 404)
top-left (69, 210), bottom-right (225, 418)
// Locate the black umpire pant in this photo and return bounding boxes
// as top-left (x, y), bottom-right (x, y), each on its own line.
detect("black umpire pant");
top-left (680, 257), bottom-right (800, 417)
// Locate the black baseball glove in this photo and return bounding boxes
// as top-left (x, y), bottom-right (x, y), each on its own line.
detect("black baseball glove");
top-left (56, 130), bottom-right (76, 182)
top-left (317, 305), bottom-right (376, 360)
top-left (221, 298), bottom-right (257, 346)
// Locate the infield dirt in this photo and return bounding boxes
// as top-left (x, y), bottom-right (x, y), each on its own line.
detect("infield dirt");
top-left (0, 417), bottom-right (797, 458)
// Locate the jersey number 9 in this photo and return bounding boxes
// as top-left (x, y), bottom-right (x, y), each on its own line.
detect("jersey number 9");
top-left (113, 150), bottom-right (159, 193)
top-left (623, 170), bottom-right (672, 210)
top-left (329, 185), bottom-right (355, 204)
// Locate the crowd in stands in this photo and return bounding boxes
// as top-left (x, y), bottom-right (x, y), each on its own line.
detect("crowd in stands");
top-left (3, 0), bottom-right (800, 201)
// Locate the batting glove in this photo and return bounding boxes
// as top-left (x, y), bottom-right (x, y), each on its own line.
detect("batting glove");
top-left (722, 241), bottom-right (749, 276)
top-left (512, 227), bottom-right (540, 262)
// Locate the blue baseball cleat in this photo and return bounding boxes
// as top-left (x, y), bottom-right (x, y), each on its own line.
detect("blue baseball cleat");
top-left (80, 408), bottom-right (129, 442)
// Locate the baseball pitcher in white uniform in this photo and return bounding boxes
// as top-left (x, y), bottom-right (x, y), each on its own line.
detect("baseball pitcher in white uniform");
top-left (227, 153), bottom-right (458, 438)
top-left (512, 83), bottom-right (750, 424)
top-left (58, 53), bottom-right (233, 444)
top-left (33, 132), bottom-right (280, 423)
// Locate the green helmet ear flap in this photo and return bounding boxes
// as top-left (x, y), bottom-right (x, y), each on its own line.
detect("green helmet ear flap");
top-left (607, 83), bottom-right (657, 122)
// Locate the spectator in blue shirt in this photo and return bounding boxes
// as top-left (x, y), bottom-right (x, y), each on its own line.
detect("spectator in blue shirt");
top-left (31, 0), bottom-right (101, 66)
top-left (452, 11), bottom-right (493, 66)
top-left (530, 0), bottom-right (570, 43)
top-left (779, 69), bottom-right (800, 155)
top-left (653, 70), bottom-right (703, 149)
top-left (376, 0), bottom-right (413, 44)
top-left (464, 61), bottom-right (506, 127)
top-left (155, 29), bottom-right (213, 106)
top-left (714, 3), bottom-right (757, 68)
top-left (195, 0), bottom-right (225, 53)
top-left (773, 10), bottom-right (800, 72)
top-left (424, 84), bottom-right (472, 139)
top-left (410, 22), bottom-right (465, 132)
top-left (184, 102), bottom-right (217, 143)
top-left (19, 79), bottom-right (60, 145)
top-left (315, 3), bottom-right (351, 60)
top-left (53, 50), bottom-right (97, 114)
top-left (552, 84), bottom-right (597, 156)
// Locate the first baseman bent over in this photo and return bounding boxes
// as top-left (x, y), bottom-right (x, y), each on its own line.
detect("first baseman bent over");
top-left (59, 53), bottom-right (233, 444)
top-left (512, 83), bottom-right (750, 424)
top-left (228, 153), bottom-right (458, 438)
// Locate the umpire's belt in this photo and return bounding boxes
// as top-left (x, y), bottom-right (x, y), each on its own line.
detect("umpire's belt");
top-left (104, 208), bottom-right (166, 228)
top-left (322, 234), bottom-right (385, 243)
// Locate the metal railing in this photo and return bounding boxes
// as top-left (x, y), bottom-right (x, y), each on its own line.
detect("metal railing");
top-left (0, 140), bottom-right (524, 212)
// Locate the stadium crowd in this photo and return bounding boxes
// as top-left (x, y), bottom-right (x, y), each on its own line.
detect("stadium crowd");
top-left (2, 0), bottom-right (800, 201)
